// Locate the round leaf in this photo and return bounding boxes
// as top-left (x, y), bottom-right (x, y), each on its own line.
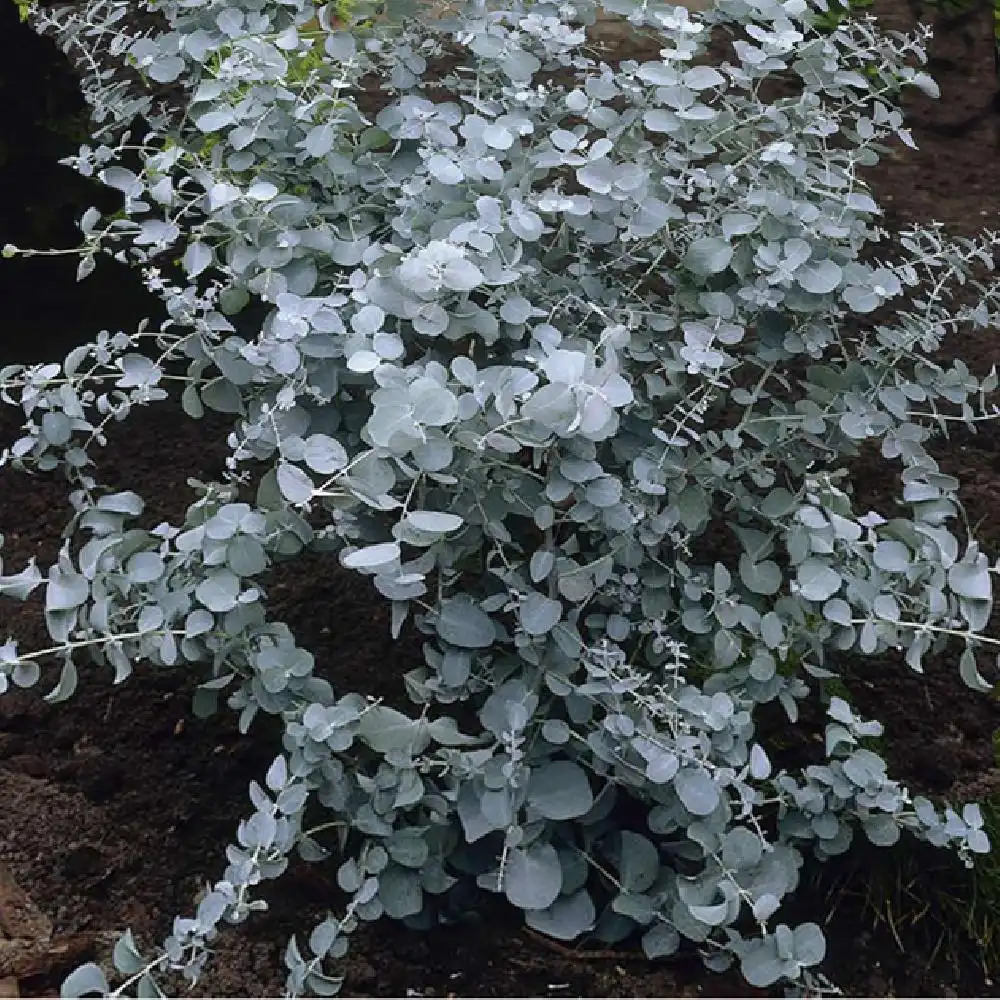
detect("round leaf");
top-left (436, 598), bottom-right (495, 648)
top-left (674, 766), bottom-right (719, 816)
top-left (46, 570), bottom-right (89, 612)
top-left (61, 963), bottom-right (109, 998)
top-left (341, 542), bottom-right (401, 571)
top-left (277, 462), bottom-right (313, 505)
top-left (504, 843), bottom-right (562, 910)
top-left (792, 923), bottom-right (826, 966)
top-left (519, 593), bottom-right (563, 636)
top-left (796, 559), bottom-right (842, 601)
top-left (525, 889), bottom-right (595, 940)
top-left (304, 435), bottom-right (348, 475)
top-left (405, 510), bottom-right (464, 534)
top-left (527, 761), bottom-right (594, 820)
top-left (683, 237), bottom-right (734, 276)
top-left (618, 831), bottom-right (659, 893)
top-left (948, 559), bottom-right (991, 600)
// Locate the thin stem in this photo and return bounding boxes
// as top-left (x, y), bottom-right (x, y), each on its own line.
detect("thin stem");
top-left (2, 628), bottom-right (187, 665)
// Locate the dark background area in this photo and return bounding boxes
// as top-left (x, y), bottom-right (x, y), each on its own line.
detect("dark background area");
top-left (0, 0), bottom-right (157, 365)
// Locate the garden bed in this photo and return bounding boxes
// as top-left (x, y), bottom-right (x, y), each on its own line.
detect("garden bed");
top-left (0, 0), bottom-right (999, 994)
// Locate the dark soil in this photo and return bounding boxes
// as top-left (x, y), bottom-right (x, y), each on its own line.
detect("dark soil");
top-left (0, 0), bottom-right (999, 995)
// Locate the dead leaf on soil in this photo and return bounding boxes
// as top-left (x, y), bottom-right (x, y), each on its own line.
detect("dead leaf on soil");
top-left (0, 861), bottom-right (95, 986)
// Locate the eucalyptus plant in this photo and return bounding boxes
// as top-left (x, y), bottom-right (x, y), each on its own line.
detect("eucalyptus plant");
top-left (2, 0), bottom-right (999, 995)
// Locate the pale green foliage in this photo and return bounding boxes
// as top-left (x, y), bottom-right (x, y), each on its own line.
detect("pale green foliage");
top-left (2, 0), bottom-right (1000, 995)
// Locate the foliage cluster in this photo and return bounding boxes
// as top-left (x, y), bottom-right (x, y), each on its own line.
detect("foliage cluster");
top-left (3, 0), bottom-right (1000, 995)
